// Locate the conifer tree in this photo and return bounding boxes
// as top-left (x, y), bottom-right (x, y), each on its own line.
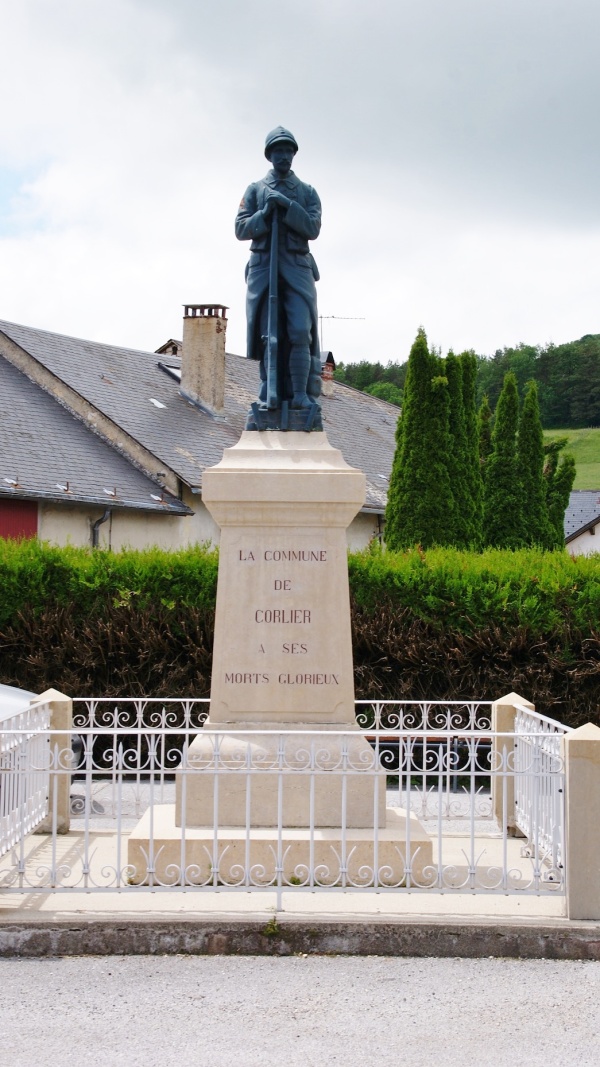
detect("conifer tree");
top-left (543, 437), bottom-right (568, 490)
top-left (477, 395), bottom-right (493, 477)
top-left (445, 352), bottom-right (470, 547)
top-left (385, 329), bottom-right (454, 549)
top-left (482, 372), bottom-right (524, 548)
top-left (460, 350), bottom-right (483, 547)
top-left (517, 380), bottom-right (553, 547)
top-left (385, 400), bottom-right (406, 547)
top-left (425, 368), bottom-right (455, 544)
top-left (545, 448), bottom-right (576, 548)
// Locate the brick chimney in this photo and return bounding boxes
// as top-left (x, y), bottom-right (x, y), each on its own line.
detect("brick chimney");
top-left (321, 350), bottom-right (336, 397)
top-left (181, 304), bottom-right (228, 415)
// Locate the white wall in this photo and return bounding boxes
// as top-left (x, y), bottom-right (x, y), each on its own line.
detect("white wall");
top-left (567, 527), bottom-right (600, 557)
top-left (38, 490), bottom-right (219, 552)
top-left (347, 511), bottom-right (380, 552)
top-left (38, 494), bottom-right (378, 552)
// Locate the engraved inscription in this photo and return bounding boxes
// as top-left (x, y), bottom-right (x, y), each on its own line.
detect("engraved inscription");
top-left (263, 549), bottom-right (327, 562)
top-left (223, 671), bottom-right (338, 686)
top-left (227, 541), bottom-right (335, 692)
top-left (255, 609), bottom-right (311, 623)
top-left (278, 673), bottom-right (339, 685)
top-left (224, 672), bottom-right (269, 684)
top-left (239, 548), bottom-right (327, 563)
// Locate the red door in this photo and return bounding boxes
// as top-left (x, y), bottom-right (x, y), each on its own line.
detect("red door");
top-left (0, 499), bottom-right (38, 539)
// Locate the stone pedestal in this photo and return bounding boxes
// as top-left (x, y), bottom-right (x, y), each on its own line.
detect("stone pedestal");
top-left (128, 805), bottom-right (433, 887)
top-left (175, 724), bottom-right (387, 828)
top-left (128, 432), bottom-right (432, 885)
top-left (203, 431), bottom-right (363, 727)
top-left (181, 431), bottom-right (383, 830)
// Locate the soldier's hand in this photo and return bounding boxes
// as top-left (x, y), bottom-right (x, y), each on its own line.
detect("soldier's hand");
top-left (265, 190), bottom-right (291, 213)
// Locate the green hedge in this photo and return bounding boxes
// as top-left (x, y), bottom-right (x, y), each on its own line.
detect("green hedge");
top-left (0, 540), bottom-right (218, 627)
top-left (349, 545), bottom-right (600, 635)
top-left (0, 541), bottom-right (218, 698)
top-left (0, 541), bottom-right (598, 725)
top-left (349, 546), bottom-right (600, 726)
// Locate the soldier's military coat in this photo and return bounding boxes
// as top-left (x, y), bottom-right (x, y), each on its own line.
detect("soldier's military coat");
top-left (235, 169), bottom-right (321, 366)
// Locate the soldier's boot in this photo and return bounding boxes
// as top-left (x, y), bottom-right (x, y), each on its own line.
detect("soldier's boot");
top-left (257, 353), bottom-right (268, 407)
top-left (289, 345), bottom-right (312, 408)
top-left (308, 353), bottom-right (323, 399)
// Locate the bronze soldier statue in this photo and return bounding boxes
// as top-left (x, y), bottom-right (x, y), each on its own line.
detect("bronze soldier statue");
top-left (235, 126), bottom-right (322, 430)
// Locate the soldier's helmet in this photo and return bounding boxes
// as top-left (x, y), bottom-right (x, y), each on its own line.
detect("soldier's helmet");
top-left (264, 126), bottom-right (299, 159)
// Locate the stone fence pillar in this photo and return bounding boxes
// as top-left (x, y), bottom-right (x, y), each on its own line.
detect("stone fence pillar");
top-left (33, 688), bottom-right (72, 835)
top-left (563, 723), bottom-right (600, 920)
top-left (491, 691), bottom-right (534, 835)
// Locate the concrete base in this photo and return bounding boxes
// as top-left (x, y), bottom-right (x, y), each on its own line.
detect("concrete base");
top-left (176, 723), bottom-right (387, 829)
top-left (127, 805), bottom-right (433, 887)
top-left (7, 915), bottom-right (600, 960)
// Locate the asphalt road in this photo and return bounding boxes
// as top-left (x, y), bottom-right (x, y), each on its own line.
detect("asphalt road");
top-left (2, 954), bottom-right (599, 1066)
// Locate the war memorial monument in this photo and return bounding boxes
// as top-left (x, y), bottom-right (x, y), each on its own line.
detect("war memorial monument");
top-left (129, 128), bottom-right (430, 885)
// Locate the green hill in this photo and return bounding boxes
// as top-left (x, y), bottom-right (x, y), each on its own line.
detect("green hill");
top-left (337, 333), bottom-right (600, 430)
top-left (544, 428), bottom-right (600, 489)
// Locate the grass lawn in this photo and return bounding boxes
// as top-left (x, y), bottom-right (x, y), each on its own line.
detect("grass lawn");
top-left (544, 427), bottom-right (600, 489)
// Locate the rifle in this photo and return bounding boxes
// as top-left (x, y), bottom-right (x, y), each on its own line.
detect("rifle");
top-left (266, 205), bottom-right (279, 410)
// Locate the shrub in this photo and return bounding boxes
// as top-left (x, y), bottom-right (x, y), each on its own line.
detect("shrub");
top-left (0, 540), bottom-right (218, 628)
top-left (1, 541), bottom-right (599, 726)
top-left (348, 545), bottom-right (600, 726)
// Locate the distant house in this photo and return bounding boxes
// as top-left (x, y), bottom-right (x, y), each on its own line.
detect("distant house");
top-left (0, 306), bottom-right (398, 551)
top-left (564, 491), bottom-right (600, 556)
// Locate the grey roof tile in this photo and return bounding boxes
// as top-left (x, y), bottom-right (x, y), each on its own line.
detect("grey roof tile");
top-left (8, 315), bottom-right (595, 540)
top-left (0, 356), bottom-right (191, 514)
top-left (0, 319), bottom-right (400, 511)
top-left (321, 384), bottom-right (397, 510)
top-left (564, 490), bottom-right (600, 540)
top-left (0, 318), bottom-right (241, 489)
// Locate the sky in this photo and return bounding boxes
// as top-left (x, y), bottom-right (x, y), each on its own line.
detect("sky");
top-left (0, 0), bottom-right (599, 366)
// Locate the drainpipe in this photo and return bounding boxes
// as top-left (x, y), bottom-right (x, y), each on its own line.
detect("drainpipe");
top-left (91, 508), bottom-right (111, 549)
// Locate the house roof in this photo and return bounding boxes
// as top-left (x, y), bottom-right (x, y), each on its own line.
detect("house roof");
top-left (0, 318), bottom-right (400, 513)
top-left (4, 314), bottom-right (593, 539)
top-left (564, 490), bottom-right (600, 542)
top-left (0, 355), bottom-right (191, 514)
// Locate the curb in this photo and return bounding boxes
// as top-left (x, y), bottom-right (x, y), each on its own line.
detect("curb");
top-left (2, 916), bottom-right (600, 959)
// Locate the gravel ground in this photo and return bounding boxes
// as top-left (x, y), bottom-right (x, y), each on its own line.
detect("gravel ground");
top-left (1, 955), bottom-right (599, 1066)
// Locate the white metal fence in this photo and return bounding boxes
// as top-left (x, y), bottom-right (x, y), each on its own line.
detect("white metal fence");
top-left (513, 703), bottom-right (571, 870)
top-left (0, 698), bottom-right (568, 901)
top-left (0, 699), bottom-right (50, 858)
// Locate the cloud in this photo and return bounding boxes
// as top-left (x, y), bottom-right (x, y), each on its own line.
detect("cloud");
top-left (138, 0), bottom-right (600, 221)
top-left (0, 0), bottom-right (598, 366)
